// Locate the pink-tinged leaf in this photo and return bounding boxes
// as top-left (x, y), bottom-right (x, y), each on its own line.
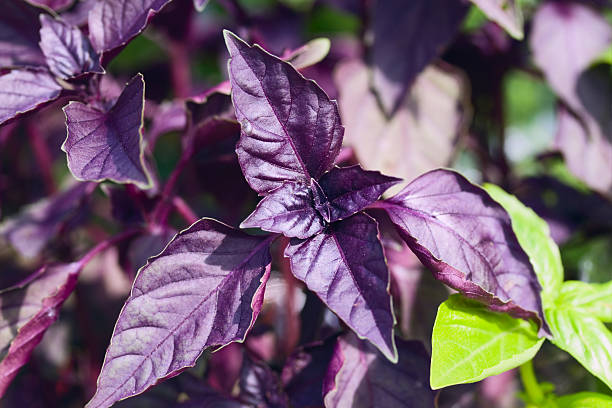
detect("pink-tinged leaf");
top-left (323, 333), bottom-right (434, 408)
top-left (0, 70), bottom-right (62, 125)
top-left (62, 74), bottom-right (152, 188)
top-left (241, 182), bottom-right (324, 239)
top-left (556, 105), bottom-right (612, 195)
top-left (224, 31), bottom-right (343, 194)
top-left (146, 101), bottom-right (187, 149)
top-left (317, 165), bottom-right (401, 222)
top-left (371, 0), bottom-right (468, 115)
top-left (379, 169), bottom-right (549, 336)
top-left (530, 1), bottom-right (611, 112)
top-left (88, 0), bottom-right (174, 54)
top-left (469, 0), bottom-right (524, 39)
top-left (39, 15), bottom-right (103, 79)
top-left (25, 0), bottom-right (74, 11)
top-left (281, 337), bottom-right (336, 408)
top-left (239, 356), bottom-right (289, 408)
top-left (0, 182), bottom-right (91, 258)
top-left (86, 219), bottom-right (273, 408)
top-left (0, 263), bottom-right (81, 397)
top-left (0, 0), bottom-right (46, 69)
top-left (336, 60), bottom-right (468, 191)
top-left (285, 213), bottom-right (397, 361)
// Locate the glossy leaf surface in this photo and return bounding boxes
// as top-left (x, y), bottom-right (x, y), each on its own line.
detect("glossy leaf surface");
top-left (225, 31), bottom-right (343, 194)
top-left (547, 280), bottom-right (612, 389)
top-left (371, 0), bottom-right (468, 115)
top-left (430, 294), bottom-right (544, 389)
top-left (240, 182), bottom-right (324, 239)
top-left (39, 15), bottom-right (103, 79)
top-left (0, 182), bottom-right (90, 258)
top-left (285, 213), bottom-right (396, 361)
top-left (86, 219), bottom-right (273, 408)
top-left (317, 165), bottom-right (401, 222)
top-left (62, 74), bottom-right (152, 188)
top-left (323, 333), bottom-right (434, 407)
top-left (469, 0), bottom-right (524, 39)
top-left (0, 70), bottom-right (62, 125)
top-left (381, 169), bottom-right (548, 334)
top-left (0, 263), bottom-right (81, 397)
top-left (88, 0), bottom-right (173, 53)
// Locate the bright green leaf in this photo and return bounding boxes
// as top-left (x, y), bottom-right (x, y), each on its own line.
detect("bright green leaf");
top-left (483, 184), bottom-right (563, 307)
top-left (431, 294), bottom-right (544, 389)
top-left (556, 281), bottom-right (612, 322)
top-left (557, 392), bottom-right (612, 407)
top-left (547, 304), bottom-right (612, 390)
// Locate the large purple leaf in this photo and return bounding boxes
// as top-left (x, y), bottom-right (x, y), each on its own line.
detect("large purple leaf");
top-left (39, 15), bottom-right (103, 79)
top-left (530, 1), bottom-right (611, 112)
top-left (285, 213), bottom-right (397, 361)
top-left (62, 74), bottom-right (152, 188)
top-left (88, 0), bottom-right (174, 54)
top-left (317, 165), bottom-right (401, 222)
top-left (0, 0), bottom-right (46, 69)
top-left (0, 263), bottom-right (81, 397)
top-left (336, 60), bottom-right (468, 190)
top-left (86, 219), bottom-right (273, 408)
top-left (371, 0), bottom-right (468, 115)
top-left (378, 169), bottom-right (549, 335)
top-left (0, 70), bottom-right (62, 126)
top-left (224, 31), bottom-right (344, 194)
top-left (241, 182), bottom-right (324, 239)
top-left (0, 182), bottom-right (91, 258)
top-left (469, 0), bottom-right (524, 39)
top-left (238, 356), bottom-right (289, 408)
top-left (323, 333), bottom-right (434, 407)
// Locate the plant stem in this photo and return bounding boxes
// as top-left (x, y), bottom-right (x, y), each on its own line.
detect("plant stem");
top-left (519, 360), bottom-right (544, 405)
top-left (77, 228), bottom-right (142, 268)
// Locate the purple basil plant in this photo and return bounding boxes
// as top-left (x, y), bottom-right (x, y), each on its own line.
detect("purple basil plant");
top-left (1, 0), bottom-right (612, 407)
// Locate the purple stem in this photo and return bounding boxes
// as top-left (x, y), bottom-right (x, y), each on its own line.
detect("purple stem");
top-left (26, 121), bottom-right (56, 195)
top-left (77, 228), bottom-right (142, 268)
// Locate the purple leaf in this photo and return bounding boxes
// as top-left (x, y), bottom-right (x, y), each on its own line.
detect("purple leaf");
top-left (317, 165), bottom-right (401, 222)
top-left (0, 182), bottom-right (91, 258)
top-left (88, 0), bottom-right (174, 54)
top-left (145, 101), bottom-right (187, 149)
top-left (239, 356), bottom-right (289, 408)
top-left (86, 219), bottom-right (273, 408)
top-left (469, 0), bottom-right (524, 39)
top-left (530, 1), bottom-right (611, 112)
top-left (285, 213), bottom-right (397, 361)
top-left (39, 15), bottom-right (103, 79)
top-left (241, 182), bottom-right (324, 239)
top-left (371, 0), bottom-right (468, 115)
top-left (62, 74), bottom-right (152, 188)
top-left (224, 30), bottom-right (344, 194)
top-left (0, 0), bottom-right (46, 69)
top-left (0, 263), bottom-right (81, 397)
top-left (336, 60), bottom-right (468, 188)
top-left (0, 70), bottom-right (62, 125)
top-left (25, 0), bottom-right (74, 11)
top-left (378, 169), bottom-right (549, 335)
top-left (281, 337), bottom-right (336, 408)
top-left (323, 333), bottom-right (434, 407)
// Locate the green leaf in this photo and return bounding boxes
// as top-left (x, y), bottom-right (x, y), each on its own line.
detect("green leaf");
top-left (431, 294), bottom-right (544, 389)
top-left (557, 392), bottom-right (612, 408)
top-left (556, 281), bottom-right (612, 322)
top-left (546, 283), bottom-right (612, 390)
top-left (483, 184), bottom-right (563, 307)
